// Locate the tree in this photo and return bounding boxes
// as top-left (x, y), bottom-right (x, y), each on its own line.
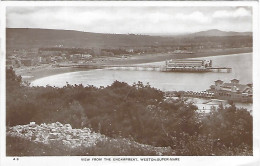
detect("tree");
top-left (54, 100), bottom-right (88, 128)
top-left (6, 67), bottom-right (22, 91)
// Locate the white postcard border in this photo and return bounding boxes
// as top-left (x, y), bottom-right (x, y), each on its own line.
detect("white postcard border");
top-left (0, 1), bottom-right (259, 166)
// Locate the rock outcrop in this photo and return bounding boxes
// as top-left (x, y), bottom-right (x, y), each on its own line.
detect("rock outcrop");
top-left (7, 122), bottom-right (104, 148)
top-left (7, 122), bottom-right (174, 155)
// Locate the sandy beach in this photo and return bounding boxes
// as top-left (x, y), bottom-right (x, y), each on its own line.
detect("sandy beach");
top-left (15, 65), bottom-right (87, 82)
top-left (15, 47), bottom-right (252, 82)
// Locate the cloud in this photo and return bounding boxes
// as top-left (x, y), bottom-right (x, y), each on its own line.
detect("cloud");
top-left (175, 11), bottom-right (211, 24)
top-left (6, 6), bottom-right (252, 34)
top-left (213, 7), bottom-right (251, 18)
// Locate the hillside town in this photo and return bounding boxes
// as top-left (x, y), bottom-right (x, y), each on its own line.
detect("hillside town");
top-left (6, 28), bottom-right (252, 70)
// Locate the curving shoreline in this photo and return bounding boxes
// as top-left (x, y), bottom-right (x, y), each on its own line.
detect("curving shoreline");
top-left (16, 48), bottom-right (252, 83)
top-left (16, 66), bottom-right (88, 82)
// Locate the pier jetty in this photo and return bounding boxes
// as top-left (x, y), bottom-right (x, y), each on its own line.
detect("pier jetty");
top-left (56, 59), bottom-right (232, 73)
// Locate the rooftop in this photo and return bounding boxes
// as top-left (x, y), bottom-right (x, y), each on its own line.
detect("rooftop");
top-left (221, 83), bottom-right (249, 92)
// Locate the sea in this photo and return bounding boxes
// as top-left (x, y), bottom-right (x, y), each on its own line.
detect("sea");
top-left (31, 53), bottom-right (252, 92)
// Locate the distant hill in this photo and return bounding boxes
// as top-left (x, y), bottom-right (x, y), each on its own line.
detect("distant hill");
top-left (143, 29), bottom-right (252, 37)
top-left (191, 29), bottom-right (252, 37)
top-left (6, 28), bottom-right (169, 49)
top-left (6, 28), bottom-right (252, 49)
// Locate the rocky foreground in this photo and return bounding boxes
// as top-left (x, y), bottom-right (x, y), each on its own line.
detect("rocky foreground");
top-left (7, 122), bottom-right (174, 156)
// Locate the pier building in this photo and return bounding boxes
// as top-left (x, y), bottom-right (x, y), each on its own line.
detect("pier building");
top-left (163, 59), bottom-right (231, 72)
top-left (208, 79), bottom-right (253, 103)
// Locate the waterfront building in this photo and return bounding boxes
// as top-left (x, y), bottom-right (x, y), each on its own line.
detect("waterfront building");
top-left (39, 50), bottom-right (62, 57)
top-left (69, 54), bottom-right (92, 63)
top-left (126, 48), bottom-right (134, 53)
top-left (6, 59), bottom-right (21, 68)
top-left (208, 79), bottom-right (253, 103)
top-left (20, 59), bottom-right (33, 66)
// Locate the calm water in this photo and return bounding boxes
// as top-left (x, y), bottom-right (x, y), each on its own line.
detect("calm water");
top-left (31, 53), bottom-right (252, 92)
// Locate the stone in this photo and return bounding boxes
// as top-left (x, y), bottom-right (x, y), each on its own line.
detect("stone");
top-left (6, 122), bottom-right (120, 151)
top-left (56, 122), bottom-right (63, 127)
top-left (66, 135), bottom-right (72, 140)
top-left (49, 133), bottom-right (60, 139)
top-left (64, 124), bottom-right (72, 129)
top-left (83, 128), bottom-right (91, 133)
top-left (34, 137), bottom-right (41, 143)
top-left (40, 123), bottom-right (46, 127)
top-left (62, 140), bottom-right (71, 146)
top-left (51, 128), bottom-right (57, 132)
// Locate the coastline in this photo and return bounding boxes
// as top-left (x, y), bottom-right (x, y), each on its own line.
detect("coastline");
top-left (102, 47), bottom-right (252, 65)
top-left (15, 49), bottom-right (253, 112)
top-left (16, 47), bottom-right (252, 83)
top-left (16, 65), bottom-right (88, 82)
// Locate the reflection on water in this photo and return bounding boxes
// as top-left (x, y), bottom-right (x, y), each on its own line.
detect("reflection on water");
top-left (31, 53), bottom-right (252, 92)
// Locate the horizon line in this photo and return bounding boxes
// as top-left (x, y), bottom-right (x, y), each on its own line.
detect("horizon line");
top-left (6, 27), bottom-right (253, 36)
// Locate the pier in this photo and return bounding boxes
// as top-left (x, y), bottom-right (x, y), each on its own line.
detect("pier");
top-left (163, 67), bottom-right (232, 73)
top-left (207, 67), bottom-right (232, 73)
top-left (56, 64), bottom-right (232, 73)
top-left (103, 65), bottom-right (162, 71)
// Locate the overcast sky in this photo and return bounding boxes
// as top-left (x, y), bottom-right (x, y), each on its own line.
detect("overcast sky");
top-left (7, 6), bottom-right (252, 34)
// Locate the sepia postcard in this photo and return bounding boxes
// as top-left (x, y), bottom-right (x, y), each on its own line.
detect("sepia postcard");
top-left (0, 1), bottom-right (259, 166)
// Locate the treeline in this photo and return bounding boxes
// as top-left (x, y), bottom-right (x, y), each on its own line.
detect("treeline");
top-left (38, 47), bottom-right (94, 55)
top-left (6, 68), bottom-right (253, 155)
top-left (102, 48), bottom-right (131, 55)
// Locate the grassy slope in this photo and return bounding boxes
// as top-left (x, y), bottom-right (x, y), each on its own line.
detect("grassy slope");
top-left (6, 135), bottom-right (173, 156)
top-left (6, 28), bottom-right (167, 49)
